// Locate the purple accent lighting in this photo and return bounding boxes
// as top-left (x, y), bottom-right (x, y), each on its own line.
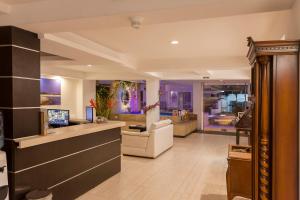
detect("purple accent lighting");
top-left (41, 78), bottom-right (61, 95)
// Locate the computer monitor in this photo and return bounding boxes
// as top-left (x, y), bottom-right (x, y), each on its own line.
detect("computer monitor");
top-left (86, 106), bottom-right (94, 123)
top-left (48, 109), bottom-right (69, 127)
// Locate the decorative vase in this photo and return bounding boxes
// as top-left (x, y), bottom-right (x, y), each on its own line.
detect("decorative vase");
top-left (96, 116), bottom-right (107, 123)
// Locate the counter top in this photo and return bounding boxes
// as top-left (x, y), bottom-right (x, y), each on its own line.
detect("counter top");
top-left (228, 151), bottom-right (251, 160)
top-left (228, 145), bottom-right (251, 160)
top-left (14, 121), bottom-right (126, 149)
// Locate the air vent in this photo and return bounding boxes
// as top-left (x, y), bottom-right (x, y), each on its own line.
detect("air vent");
top-left (203, 76), bottom-right (210, 79)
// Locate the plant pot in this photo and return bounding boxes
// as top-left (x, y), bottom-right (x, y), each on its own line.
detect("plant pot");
top-left (96, 116), bottom-right (108, 124)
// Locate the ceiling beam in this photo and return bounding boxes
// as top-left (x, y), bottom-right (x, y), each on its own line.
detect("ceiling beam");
top-left (137, 56), bottom-right (250, 72)
top-left (84, 71), bottom-right (156, 80)
top-left (40, 32), bottom-right (137, 70)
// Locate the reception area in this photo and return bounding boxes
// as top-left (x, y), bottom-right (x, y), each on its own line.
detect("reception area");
top-left (0, 27), bottom-right (126, 200)
top-left (0, 27), bottom-right (197, 199)
top-left (0, 0), bottom-right (300, 199)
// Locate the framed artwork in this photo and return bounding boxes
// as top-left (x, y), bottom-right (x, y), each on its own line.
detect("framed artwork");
top-left (40, 78), bottom-right (62, 106)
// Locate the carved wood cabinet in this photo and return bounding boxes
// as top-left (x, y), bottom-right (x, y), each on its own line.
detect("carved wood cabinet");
top-left (247, 38), bottom-right (300, 200)
top-left (226, 145), bottom-right (252, 200)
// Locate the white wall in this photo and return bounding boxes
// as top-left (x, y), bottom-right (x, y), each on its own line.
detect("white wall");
top-left (81, 80), bottom-right (96, 119)
top-left (292, 0), bottom-right (300, 38)
top-left (42, 77), bottom-right (82, 119)
top-left (146, 79), bottom-right (160, 129)
top-left (41, 76), bottom-right (91, 119)
top-left (193, 81), bottom-right (203, 130)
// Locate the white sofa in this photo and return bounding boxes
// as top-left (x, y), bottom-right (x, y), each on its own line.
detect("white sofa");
top-left (121, 120), bottom-right (173, 158)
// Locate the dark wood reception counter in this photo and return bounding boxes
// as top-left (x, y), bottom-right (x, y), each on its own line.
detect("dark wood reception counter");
top-left (7, 121), bottom-right (125, 200)
top-left (0, 26), bottom-right (126, 200)
top-left (14, 121), bottom-right (125, 149)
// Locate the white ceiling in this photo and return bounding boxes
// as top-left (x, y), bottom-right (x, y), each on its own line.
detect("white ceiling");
top-left (4, 0), bottom-right (295, 32)
top-left (0, 0), bottom-right (41, 4)
top-left (0, 0), bottom-right (299, 80)
top-left (76, 10), bottom-right (294, 60)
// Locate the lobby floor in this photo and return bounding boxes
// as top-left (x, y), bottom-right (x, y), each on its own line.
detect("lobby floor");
top-left (77, 133), bottom-right (247, 200)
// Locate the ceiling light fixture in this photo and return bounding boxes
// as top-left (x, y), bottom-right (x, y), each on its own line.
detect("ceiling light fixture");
top-left (129, 16), bottom-right (144, 29)
top-left (87, 64), bottom-right (92, 67)
top-left (170, 40), bottom-right (179, 45)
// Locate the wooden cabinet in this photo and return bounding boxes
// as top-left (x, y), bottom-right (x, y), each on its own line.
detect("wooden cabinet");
top-left (247, 38), bottom-right (300, 200)
top-left (227, 145), bottom-right (252, 200)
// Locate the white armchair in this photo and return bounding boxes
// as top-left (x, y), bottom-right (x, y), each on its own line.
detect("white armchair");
top-left (121, 120), bottom-right (173, 158)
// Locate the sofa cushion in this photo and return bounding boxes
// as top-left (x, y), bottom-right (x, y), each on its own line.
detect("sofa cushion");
top-left (122, 134), bottom-right (149, 149)
top-left (149, 119), bottom-right (172, 132)
top-left (122, 130), bottom-right (149, 137)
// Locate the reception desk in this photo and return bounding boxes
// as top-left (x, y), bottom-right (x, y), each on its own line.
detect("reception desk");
top-left (6, 121), bottom-right (125, 200)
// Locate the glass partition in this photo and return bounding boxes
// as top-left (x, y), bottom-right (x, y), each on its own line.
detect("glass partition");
top-left (160, 80), bottom-right (193, 116)
top-left (203, 83), bottom-right (250, 133)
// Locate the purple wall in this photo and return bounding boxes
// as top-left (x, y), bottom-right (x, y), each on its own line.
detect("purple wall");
top-left (40, 78), bottom-right (61, 95)
top-left (160, 80), bottom-right (193, 112)
top-left (40, 78), bottom-right (62, 105)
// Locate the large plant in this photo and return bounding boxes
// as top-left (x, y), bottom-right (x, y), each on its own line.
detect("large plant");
top-left (98, 85), bottom-right (111, 117)
top-left (90, 81), bottom-right (135, 118)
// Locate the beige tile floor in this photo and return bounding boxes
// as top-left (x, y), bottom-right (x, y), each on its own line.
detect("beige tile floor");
top-left (77, 133), bottom-right (248, 200)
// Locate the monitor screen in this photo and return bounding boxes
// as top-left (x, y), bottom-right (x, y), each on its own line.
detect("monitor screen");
top-left (48, 109), bottom-right (69, 126)
top-left (86, 106), bottom-right (93, 123)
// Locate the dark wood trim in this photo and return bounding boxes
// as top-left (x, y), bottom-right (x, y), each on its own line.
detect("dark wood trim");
top-left (272, 55), bottom-right (299, 200)
top-left (8, 128), bottom-right (121, 200)
top-left (252, 62), bottom-right (260, 200)
top-left (0, 78), bottom-right (40, 108)
top-left (258, 56), bottom-right (272, 200)
top-left (12, 141), bottom-right (120, 190)
top-left (0, 26), bottom-right (40, 51)
top-left (248, 38), bottom-right (300, 200)
top-left (11, 128), bottom-right (120, 171)
top-left (1, 108), bottom-right (41, 139)
top-left (50, 157), bottom-right (121, 200)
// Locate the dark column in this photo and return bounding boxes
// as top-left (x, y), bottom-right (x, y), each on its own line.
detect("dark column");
top-left (0, 26), bottom-right (40, 200)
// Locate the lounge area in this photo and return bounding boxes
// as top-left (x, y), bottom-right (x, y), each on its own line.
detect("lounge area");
top-left (0, 1), bottom-right (300, 200)
top-left (122, 119), bottom-right (173, 158)
top-left (113, 113), bottom-right (197, 137)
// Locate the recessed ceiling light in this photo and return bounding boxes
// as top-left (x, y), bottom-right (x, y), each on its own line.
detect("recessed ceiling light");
top-left (87, 64), bottom-right (92, 67)
top-left (170, 40), bottom-right (179, 45)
